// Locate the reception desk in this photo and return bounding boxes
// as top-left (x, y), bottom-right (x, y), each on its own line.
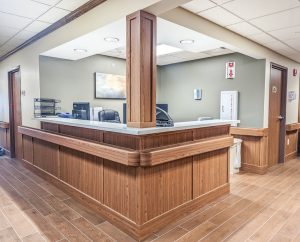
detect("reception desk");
top-left (18, 118), bottom-right (235, 240)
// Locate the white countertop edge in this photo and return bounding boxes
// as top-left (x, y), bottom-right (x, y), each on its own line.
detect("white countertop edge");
top-left (34, 117), bottom-right (240, 135)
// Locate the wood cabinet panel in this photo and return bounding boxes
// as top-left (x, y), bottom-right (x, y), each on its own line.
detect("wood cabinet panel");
top-left (22, 135), bottom-right (33, 163)
top-left (193, 125), bottom-right (230, 140)
top-left (60, 147), bottom-right (103, 202)
top-left (193, 149), bottom-right (228, 198)
top-left (41, 122), bottom-right (59, 132)
top-left (140, 130), bottom-right (193, 149)
top-left (285, 130), bottom-right (298, 161)
top-left (59, 125), bottom-right (103, 142)
top-left (103, 161), bottom-right (137, 222)
top-left (103, 132), bottom-right (140, 150)
top-left (140, 157), bottom-right (193, 223)
top-left (33, 138), bottom-right (59, 177)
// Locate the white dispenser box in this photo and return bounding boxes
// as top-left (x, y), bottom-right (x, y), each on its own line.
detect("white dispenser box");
top-left (220, 91), bottom-right (238, 124)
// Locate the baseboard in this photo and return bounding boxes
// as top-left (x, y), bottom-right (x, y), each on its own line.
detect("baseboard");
top-left (241, 163), bottom-right (268, 175)
top-left (20, 158), bottom-right (229, 241)
top-left (285, 152), bottom-right (297, 162)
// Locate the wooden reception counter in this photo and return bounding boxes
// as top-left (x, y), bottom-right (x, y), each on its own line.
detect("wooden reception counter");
top-left (18, 118), bottom-right (235, 240)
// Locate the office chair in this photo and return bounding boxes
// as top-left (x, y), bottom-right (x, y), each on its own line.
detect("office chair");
top-left (98, 109), bottom-right (121, 123)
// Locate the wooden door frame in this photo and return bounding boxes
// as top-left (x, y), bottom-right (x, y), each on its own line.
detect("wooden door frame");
top-left (8, 66), bottom-right (22, 158)
top-left (269, 62), bottom-right (287, 164)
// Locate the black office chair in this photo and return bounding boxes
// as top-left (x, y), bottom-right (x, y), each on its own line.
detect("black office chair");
top-left (98, 109), bottom-right (121, 123)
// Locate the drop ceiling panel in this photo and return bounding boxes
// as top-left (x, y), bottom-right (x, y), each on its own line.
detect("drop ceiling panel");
top-left (0, 0), bottom-right (50, 19)
top-left (250, 7), bottom-right (300, 32)
top-left (38, 7), bottom-right (70, 23)
top-left (0, 12), bottom-right (32, 29)
top-left (198, 6), bottom-right (242, 26)
top-left (0, 26), bottom-right (20, 38)
top-left (269, 25), bottom-right (300, 41)
top-left (210, 0), bottom-right (233, 4)
top-left (24, 21), bottom-right (51, 32)
top-left (56, 0), bottom-right (90, 11)
top-left (285, 38), bottom-right (300, 51)
top-left (222, 0), bottom-right (300, 20)
top-left (265, 41), bottom-right (290, 51)
top-left (32, 0), bottom-right (61, 6)
top-left (182, 0), bottom-right (216, 13)
top-left (227, 22), bottom-right (262, 36)
top-left (247, 32), bottom-right (276, 44)
top-left (14, 30), bottom-right (37, 40)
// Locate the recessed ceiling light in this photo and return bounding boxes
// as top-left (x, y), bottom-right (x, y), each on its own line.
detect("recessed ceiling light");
top-left (104, 37), bottom-right (119, 43)
top-left (73, 48), bottom-right (87, 53)
top-left (157, 44), bottom-right (183, 56)
top-left (180, 39), bottom-right (194, 44)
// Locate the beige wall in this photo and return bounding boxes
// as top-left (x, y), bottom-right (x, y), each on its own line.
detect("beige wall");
top-left (160, 7), bottom-right (300, 126)
top-left (39, 55), bottom-right (126, 120)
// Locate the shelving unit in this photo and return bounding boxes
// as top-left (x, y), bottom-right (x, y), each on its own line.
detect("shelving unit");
top-left (34, 98), bottom-right (61, 118)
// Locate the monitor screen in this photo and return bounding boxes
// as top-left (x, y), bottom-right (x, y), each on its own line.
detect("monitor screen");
top-left (73, 102), bottom-right (90, 120)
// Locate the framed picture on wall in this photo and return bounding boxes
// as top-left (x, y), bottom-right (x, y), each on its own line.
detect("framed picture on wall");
top-left (95, 72), bottom-right (126, 99)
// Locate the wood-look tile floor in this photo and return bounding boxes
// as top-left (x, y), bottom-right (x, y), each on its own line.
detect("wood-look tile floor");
top-left (0, 156), bottom-right (300, 242)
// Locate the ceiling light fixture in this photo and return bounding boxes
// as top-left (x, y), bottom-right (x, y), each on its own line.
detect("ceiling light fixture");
top-left (104, 37), bottom-right (120, 43)
top-left (156, 44), bottom-right (183, 56)
top-left (73, 48), bottom-right (87, 53)
top-left (180, 39), bottom-right (194, 44)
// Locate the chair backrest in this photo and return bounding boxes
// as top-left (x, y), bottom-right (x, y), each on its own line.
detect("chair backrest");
top-left (98, 109), bottom-right (121, 123)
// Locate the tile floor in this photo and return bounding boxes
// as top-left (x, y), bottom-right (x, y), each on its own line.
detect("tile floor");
top-left (0, 156), bottom-right (300, 241)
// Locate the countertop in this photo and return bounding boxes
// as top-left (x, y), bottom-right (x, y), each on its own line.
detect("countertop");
top-left (35, 117), bottom-right (240, 135)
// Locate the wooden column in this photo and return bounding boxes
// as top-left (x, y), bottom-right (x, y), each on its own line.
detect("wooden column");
top-left (126, 11), bottom-right (156, 128)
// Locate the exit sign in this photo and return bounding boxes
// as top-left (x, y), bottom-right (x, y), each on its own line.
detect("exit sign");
top-left (226, 61), bottom-right (235, 79)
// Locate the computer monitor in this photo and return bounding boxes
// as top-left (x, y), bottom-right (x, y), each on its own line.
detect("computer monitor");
top-left (72, 102), bottom-right (90, 120)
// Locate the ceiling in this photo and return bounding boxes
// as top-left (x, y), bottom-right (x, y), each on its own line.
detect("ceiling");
top-left (182, 0), bottom-right (300, 63)
top-left (0, 0), bottom-right (91, 57)
top-left (41, 17), bottom-right (235, 65)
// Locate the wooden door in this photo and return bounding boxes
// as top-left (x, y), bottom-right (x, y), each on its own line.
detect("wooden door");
top-left (268, 64), bottom-right (287, 166)
top-left (8, 68), bottom-right (22, 160)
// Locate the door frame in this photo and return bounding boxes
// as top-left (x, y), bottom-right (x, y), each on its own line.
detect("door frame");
top-left (8, 66), bottom-right (22, 158)
top-left (269, 62), bottom-right (287, 164)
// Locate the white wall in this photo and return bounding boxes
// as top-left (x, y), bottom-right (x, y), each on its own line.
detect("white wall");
top-left (160, 7), bottom-right (300, 127)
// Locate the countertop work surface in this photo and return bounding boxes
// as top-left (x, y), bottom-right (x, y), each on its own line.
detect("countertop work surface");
top-left (35, 117), bottom-right (240, 135)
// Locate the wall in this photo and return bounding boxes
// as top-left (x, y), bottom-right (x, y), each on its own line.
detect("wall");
top-left (40, 55), bottom-right (126, 119)
top-left (157, 53), bottom-right (265, 127)
top-left (160, 7), bottom-right (300, 127)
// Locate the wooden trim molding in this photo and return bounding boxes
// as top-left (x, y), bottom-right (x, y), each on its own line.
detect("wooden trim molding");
top-left (286, 123), bottom-right (300, 131)
top-left (0, 0), bottom-right (107, 62)
top-left (230, 127), bottom-right (268, 137)
top-left (19, 126), bottom-right (140, 166)
top-left (0, 122), bottom-right (9, 129)
top-left (140, 136), bottom-right (233, 166)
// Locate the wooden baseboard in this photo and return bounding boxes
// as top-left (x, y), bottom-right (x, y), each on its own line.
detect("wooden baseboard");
top-left (20, 158), bottom-right (229, 241)
top-left (285, 152), bottom-right (297, 162)
top-left (241, 163), bottom-right (268, 175)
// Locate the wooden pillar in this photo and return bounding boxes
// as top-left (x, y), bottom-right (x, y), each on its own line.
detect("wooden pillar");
top-left (126, 11), bottom-right (156, 128)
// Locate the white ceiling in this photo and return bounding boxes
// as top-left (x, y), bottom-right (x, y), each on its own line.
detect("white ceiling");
top-left (182, 0), bottom-right (300, 63)
top-left (0, 0), bottom-right (90, 57)
top-left (41, 17), bottom-right (235, 65)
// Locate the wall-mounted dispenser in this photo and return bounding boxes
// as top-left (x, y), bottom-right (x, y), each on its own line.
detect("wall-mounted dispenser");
top-left (194, 89), bottom-right (202, 100)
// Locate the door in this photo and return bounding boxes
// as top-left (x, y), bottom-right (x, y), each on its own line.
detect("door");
top-left (8, 67), bottom-right (22, 160)
top-left (268, 63), bottom-right (287, 166)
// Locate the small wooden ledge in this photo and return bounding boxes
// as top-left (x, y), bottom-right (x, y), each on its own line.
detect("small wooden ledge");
top-left (140, 136), bottom-right (233, 166)
top-left (0, 122), bottom-right (9, 129)
top-left (286, 123), bottom-right (300, 132)
top-left (230, 127), bottom-right (268, 137)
